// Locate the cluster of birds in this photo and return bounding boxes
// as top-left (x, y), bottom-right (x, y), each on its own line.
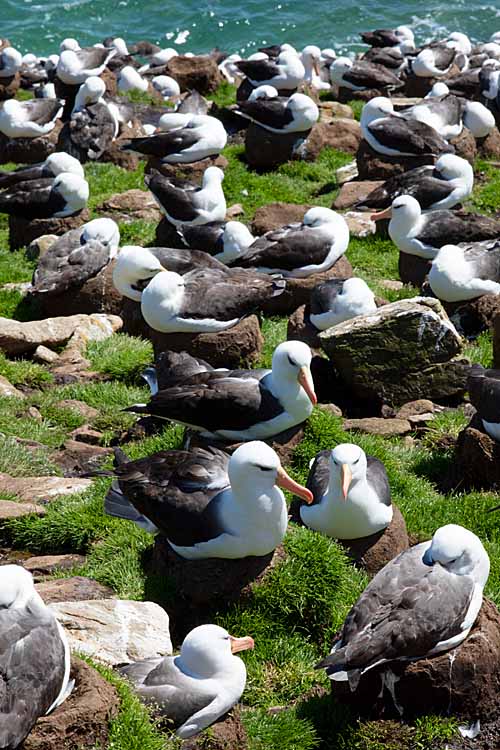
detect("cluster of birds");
top-left (2, 20), bottom-right (500, 748)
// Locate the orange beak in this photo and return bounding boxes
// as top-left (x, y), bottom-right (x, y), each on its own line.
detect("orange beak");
top-left (230, 635), bottom-right (255, 654)
top-left (341, 463), bottom-right (352, 500)
top-left (313, 59), bottom-right (321, 77)
top-left (298, 366), bottom-right (317, 406)
top-left (277, 465), bottom-right (314, 504)
top-left (370, 207), bottom-right (392, 222)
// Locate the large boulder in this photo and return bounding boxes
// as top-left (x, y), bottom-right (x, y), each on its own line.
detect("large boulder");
top-left (22, 658), bottom-right (119, 750)
top-left (455, 413), bottom-right (500, 490)
top-left (319, 297), bottom-right (469, 406)
top-left (356, 139), bottom-right (435, 180)
top-left (333, 598), bottom-right (500, 721)
top-left (449, 127), bottom-right (477, 164)
top-left (9, 209), bottom-right (91, 251)
top-left (244, 123), bottom-right (312, 170)
top-left (300, 119), bottom-right (362, 158)
top-left (50, 599), bottom-right (172, 666)
top-left (165, 55), bottom-right (222, 94)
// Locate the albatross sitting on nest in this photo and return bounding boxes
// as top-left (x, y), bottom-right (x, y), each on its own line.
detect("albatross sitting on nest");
top-left (428, 241), bottom-right (500, 302)
top-left (0, 97), bottom-right (63, 138)
top-left (145, 166), bottom-right (226, 227)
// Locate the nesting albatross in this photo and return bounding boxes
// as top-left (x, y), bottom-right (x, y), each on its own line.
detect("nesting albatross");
top-left (0, 171), bottom-right (89, 218)
top-left (145, 166), bottom-right (226, 227)
top-left (429, 242), bottom-right (500, 302)
top-left (0, 97), bottom-right (63, 138)
top-left (309, 278), bottom-right (377, 331)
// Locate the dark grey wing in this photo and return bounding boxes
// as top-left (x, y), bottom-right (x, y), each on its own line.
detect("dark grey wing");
top-left (236, 98), bottom-right (294, 129)
top-left (418, 212), bottom-right (500, 247)
top-left (344, 62), bottom-right (402, 89)
top-left (177, 90), bottom-right (209, 115)
top-left (420, 94), bottom-right (465, 125)
top-left (356, 166), bottom-right (448, 209)
top-left (123, 129), bottom-right (200, 158)
top-left (310, 279), bottom-right (346, 314)
top-left (236, 59), bottom-right (281, 82)
top-left (368, 117), bottom-right (453, 155)
top-left (33, 232), bottom-right (111, 294)
top-left (318, 544), bottom-right (474, 673)
top-left (145, 171), bottom-right (198, 222)
top-left (155, 350), bottom-right (213, 389)
top-left (77, 46), bottom-right (115, 70)
top-left (239, 226), bottom-right (331, 271)
top-left (21, 98), bottom-right (63, 125)
top-left (445, 70), bottom-right (480, 98)
top-left (366, 456), bottom-right (391, 506)
top-left (431, 46), bottom-right (456, 71)
top-left (306, 449), bottom-right (331, 505)
top-left (464, 241), bottom-right (500, 281)
top-left (0, 163), bottom-right (46, 189)
top-left (0, 177), bottom-right (65, 219)
top-left (468, 366), bottom-right (500, 422)
top-left (362, 47), bottom-right (405, 68)
top-left (361, 30), bottom-right (400, 47)
top-left (148, 246), bottom-right (225, 273)
top-left (0, 606), bottom-right (65, 748)
top-left (177, 222), bottom-right (225, 254)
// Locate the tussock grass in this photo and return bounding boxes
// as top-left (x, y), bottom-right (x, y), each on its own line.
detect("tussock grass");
top-left (87, 334), bottom-right (154, 383)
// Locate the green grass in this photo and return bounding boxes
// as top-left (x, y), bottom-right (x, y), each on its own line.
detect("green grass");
top-left (0, 351), bottom-right (52, 386)
top-left (207, 80), bottom-right (238, 108)
top-left (471, 159), bottom-right (500, 214)
top-left (87, 334), bottom-right (153, 384)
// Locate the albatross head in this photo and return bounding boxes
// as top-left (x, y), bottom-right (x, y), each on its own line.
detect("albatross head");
top-left (330, 56), bottom-right (353, 84)
top-left (288, 93), bottom-right (319, 124)
top-left (329, 443), bottom-right (368, 500)
top-left (303, 206), bottom-right (343, 229)
top-left (434, 153), bottom-right (473, 186)
top-left (271, 340), bottom-right (317, 406)
top-left (248, 84), bottom-right (279, 101)
top-left (0, 565), bottom-right (41, 609)
top-left (463, 101), bottom-right (496, 138)
top-left (53, 173), bottom-right (89, 213)
top-left (202, 166), bottom-right (225, 187)
top-left (112, 246), bottom-right (166, 301)
top-left (361, 96), bottom-right (395, 126)
top-left (76, 75), bottom-right (106, 106)
top-left (45, 152), bottom-right (85, 178)
top-left (422, 524), bottom-right (490, 587)
top-left (179, 624), bottom-right (254, 679)
top-left (1, 47), bottom-right (22, 73)
top-left (118, 65), bottom-right (149, 92)
top-left (370, 194), bottom-right (421, 226)
top-left (228, 441), bottom-right (313, 503)
top-left (222, 221), bottom-right (255, 253)
top-left (81, 217), bottom-right (120, 254)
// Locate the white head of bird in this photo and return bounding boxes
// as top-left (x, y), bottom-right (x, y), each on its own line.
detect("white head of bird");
top-left (425, 81), bottom-right (450, 98)
top-left (0, 47), bottom-right (22, 75)
top-left (202, 165), bottom-right (225, 187)
top-left (330, 57), bottom-right (354, 84)
top-left (81, 218), bottom-right (120, 253)
top-left (434, 153), bottom-right (474, 189)
top-left (341, 277), bottom-right (376, 305)
top-left (158, 112), bottom-right (192, 132)
top-left (395, 26), bottom-right (414, 43)
top-left (370, 194), bottom-right (421, 233)
top-left (112, 246), bottom-right (166, 301)
top-left (271, 340), bottom-right (317, 408)
top-left (221, 221), bottom-right (255, 257)
top-left (463, 101), bottom-right (496, 138)
top-left (111, 37), bottom-right (129, 56)
top-left (60, 38), bottom-right (80, 52)
top-left (227, 440), bottom-right (313, 504)
top-left (248, 84), bottom-right (279, 101)
top-left (446, 32), bottom-right (472, 55)
top-left (151, 75), bottom-right (181, 98)
top-left (423, 524), bottom-right (490, 586)
top-left (151, 47), bottom-right (178, 65)
top-left (483, 42), bottom-right (500, 60)
top-left (54, 173), bottom-right (89, 213)
top-left (329, 444), bottom-right (367, 500)
top-left (140, 270), bottom-right (185, 321)
top-left (118, 65), bottom-right (148, 92)
top-left (301, 45), bottom-right (322, 76)
top-left (288, 93), bottom-right (319, 126)
top-left (179, 624), bottom-right (254, 680)
top-left (73, 76), bottom-right (106, 112)
top-left (361, 97), bottom-right (395, 126)
top-left (45, 152), bottom-right (85, 178)
top-left (0, 564), bottom-right (43, 610)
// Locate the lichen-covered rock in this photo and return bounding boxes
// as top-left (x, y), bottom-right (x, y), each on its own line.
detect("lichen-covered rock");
top-left (356, 138), bottom-right (435, 180)
top-left (319, 297), bottom-right (468, 406)
top-left (332, 598), bottom-right (500, 721)
top-left (50, 599), bottom-right (172, 666)
top-left (244, 122), bottom-right (312, 170)
top-left (455, 414), bottom-right (500, 490)
top-left (301, 119), bottom-right (362, 158)
top-left (165, 55), bottom-right (222, 93)
top-left (9, 209), bottom-right (91, 251)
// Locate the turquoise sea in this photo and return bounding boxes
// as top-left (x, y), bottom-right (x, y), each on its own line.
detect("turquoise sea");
top-left (1, 0), bottom-right (500, 57)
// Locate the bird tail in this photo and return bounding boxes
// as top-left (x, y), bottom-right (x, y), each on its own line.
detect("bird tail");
top-left (142, 365), bottom-right (159, 395)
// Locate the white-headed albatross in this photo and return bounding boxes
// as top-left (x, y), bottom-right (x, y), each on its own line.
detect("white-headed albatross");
top-left (235, 50), bottom-right (305, 90)
top-left (0, 97), bottom-right (63, 138)
top-left (145, 166), bottom-right (226, 227)
top-left (127, 340), bottom-right (317, 441)
top-left (120, 624), bottom-right (253, 739)
top-left (235, 207), bottom-right (349, 278)
top-left (429, 241), bottom-right (500, 302)
top-left (0, 172), bottom-right (89, 218)
top-left (0, 151), bottom-right (84, 189)
top-left (316, 524), bottom-right (490, 689)
top-left (309, 278), bottom-right (377, 331)
top-left (122, 114), bottom-right (227, 163)
top-left (56, 46), bottom-right (116, 85)
top-left (235, 92), bottom-right (319, 133)
top-left (299, 443), bottom-right (392, 539)
top-left (105, 441), bottom-right (312, 558)
top-left (177, 221), bottom-right (256, 264)
top-left (0, 47), bottom-right (22, 78)
top-left (0, 565), bottom-right (73, 748)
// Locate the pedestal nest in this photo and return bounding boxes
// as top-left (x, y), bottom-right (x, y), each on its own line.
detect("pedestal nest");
top-left (244, 122), bottom-right (312, 170)
top-left (145, 154), bottom-right (228, 182)
top-left (455, 413), bottom-right (500, 490)
top-left (33, 261), bottom-right (123, 318)
top-left (398, 251), bottom-right (430, 287)
top-left (9, 210), bottom-right (90, 251)
top-left (181, 706), bottom-right (248, 750)
top-left (331, 599), bottom-right (500, 721)
top-left (0, 121), bottom-right (63, 165)
top-left (356, 139), bottom-right (436, 181)
top-left (22, 657), bottom-right (119, 750)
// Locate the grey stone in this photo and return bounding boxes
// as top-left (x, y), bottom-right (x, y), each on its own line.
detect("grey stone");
top-left (336, 161), bottom-right (359, 185)
top-left (33, 345), bottom-right (60, 364)
top-left (0, 499), bottom-right (46, 519)
top-left (55, 399), bottom-right (99, 421)
top-left (0, 313), bottom-right (122, 355)
top-left (344, 211), bottom-right (376, 238)
top-left (0, 375), bottom-right (25, 399)
top-left (23, 554), bottom-right (86, 579)
top-left (35, 576), bottom-right (114, 604)
top-left (343, 417), bottom-right (412, 436)
top-left (0, 473), bottom-right (92, 503)
top-left (333, 180), bottom-right (383, 210)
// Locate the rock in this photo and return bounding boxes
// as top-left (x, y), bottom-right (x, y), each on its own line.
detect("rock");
top-left (342, 417), bottom-right (412, 436)
top-left (0, 375), bottom-right (25, 399)
top-left (396, 399), bottom-right (441, 419)
top-left (398, 251), bottom-right (430, 287)
top-left (9, 209), bottom-right (91, 252)
top-left (336, 161), bottom-right (359, 185)
top-left (0, 499), bottom-right (46, 519)
top-left (318, 402), bottom-right (343, 418)
top-left (182, 706), bottom-right (248, 750)
top-left (97, 189), bottom-right (162, 223)
top-left (244, 122), bottom-right (312, 170)
top-left (55, 399), bottom-right (100, 421)
top-left (50, 599), bottom-right (172, 666)
top-left (35, 576), bottom-right (115, 604)
top-left (319, 297), bottom-right (468, 406)
top-left (477, 127), bottom-right (500, 158)
top-left (318, 101), bottom-right (354, 120)
top-left (333, 598), bottom-right (500, 721)
top-left (356, 138), bottom-right (435, 180)
top-left (27, 406), bottom-right (43, 421)
top-left (0, 120), bottom-right (63, 165)
top-left (0, 312), bottom-right (122, 355)
top-left (26, 234), bottom-right (58, 261)
top-left (149, 538), bottom-right (282, 641)
top-left (287, 305), bottom-right (322, 350)
top-left (455, 414), bottom-right (500, 489)
top-left (0, 473), bottom-right (92, 503)
top-left (33, 345), bottom-right (60, 364)
top-left (22, 554), bottom-right (86, 579)
top-left (494, 314), bottom-right (500, 369)
top-left (337, 86), bottom-right (387, 103)
top-left (446, 293), bottom-right (500, 338)
top-left (50, 440), bottom-right (112, 477)
top-left (33, 260), bottom-right (124, 318)
top-left (344, 211), bottom-right (376, 238)
top-left (22, 658), bottom-right (119, 750)
top-left (379, 279), bottom-right (403, 292)
top-left (145, 154), bottom-right (228, 182)
top-left (226, 203), bottom-right (244, 218)
top-left (99, 122), bottom-right (141, 170)
top-left (301, 119), bottom-right (362, 159)
top-left (251, 202), bottom-right (310, 235)
top-left (449, 127), bottom-right (477, 164)
top-left (70, 426), bottom-right (104, 445)
top-left (0, 72), bottom-right (20, 101)
top-left (333, 180), bottom-right (384, 210)
top-left (165, 55), bottom-right (222, 94)
top-left (339, 505), bottom-right (409, 576)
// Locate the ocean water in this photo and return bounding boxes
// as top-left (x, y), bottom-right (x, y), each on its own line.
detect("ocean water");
top-left (2, 0), bottom-right (500, 57)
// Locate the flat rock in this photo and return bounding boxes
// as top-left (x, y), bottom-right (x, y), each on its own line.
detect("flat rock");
top-left (333, 181), bottom-right (384, 210)
top-left (396, 399), bottom-right (441, 419)
top-left (0, 375), bottom-right (25, 399)
top-left (22, 657), bottom-right (119, 750)
top-left (35, 576), bottom-right (115, 604)
top-left (318, 101), bottom-right (354, 120)
top-left (379, 279), bottom-right (404, 292)
top-left (9, 209), bottom-right (90, 252)
top-left (319, 297), bottom-right (468, 406)
top-left (344, 211), bottom-right (376, 238)
top-left (0, 313), bottom-right (122, 355)
top-left (55, 399), bottom-right (99, 421)
top-left (70, 426), bottom-right (104, 445)
top-left (300, 119), bottom-right (362, 159)
top-left (23, 554), bottom-right (86, 579)
top-left (356, 138), bottom-right (435, 180)
top-left (97, 188), bottom-right (162, 223)
top-left (33, 345), bottom-right (60, 364)
top-left (333, 598), bottom-right (500, 721)
top-left (0, 499), bottom-right (46, 519)
top-left (50, 440), bottom-right (112, 477)
top-left (336, 161), bottom-right (359, 185)
top-left (50, 599), bottom-right (172, 666)
top-left (342, 417), bottom-right (412, 436)
top-left (165, 55), bottom-right (222, 93)
top-left (244, 122), bottom-right (311, 170)
top-left (0, 474), bottom-right (91, 503)
top-left (455, 414), bottom-right (500, 489)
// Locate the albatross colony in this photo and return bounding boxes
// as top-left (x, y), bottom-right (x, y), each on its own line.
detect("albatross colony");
top-left (2, 17), bottom-right (500, 750)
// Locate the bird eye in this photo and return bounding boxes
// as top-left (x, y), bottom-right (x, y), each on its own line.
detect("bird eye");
top-left (287, 354), bottom-right (297, 366)
top-left (258, 465), bottom-right (273, 472)
top-left (353, 458), bottom-right (359, 465)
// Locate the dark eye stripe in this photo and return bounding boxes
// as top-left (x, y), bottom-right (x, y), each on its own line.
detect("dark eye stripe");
top-left (287, 354), bottom-right (297, 366)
